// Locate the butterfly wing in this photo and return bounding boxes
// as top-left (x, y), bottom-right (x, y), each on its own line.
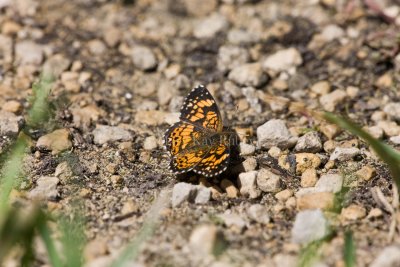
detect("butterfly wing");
top-left (164, 121), bottom-right (208, 173)
top-left (180, 85), bottom-right (223, 132)
top-left (193, 142), bottom-right (230, 177)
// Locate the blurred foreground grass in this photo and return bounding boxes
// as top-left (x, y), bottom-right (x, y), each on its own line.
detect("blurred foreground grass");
top-left (0, 75), bottom-right (168, 267)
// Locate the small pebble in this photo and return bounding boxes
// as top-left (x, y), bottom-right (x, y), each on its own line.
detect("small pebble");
top-left (36, 129), bottom-right (72, 154)
top-left (28, 176), bottom-right (59, 200)
top-left (275, 189), bottom-right (293, 202)
top-left (315, 173), bottom-right (343, 193)
top-left (228, 63), bottom-right (268, 88)
top-left (193, 13), bottom-right (228, 39)
top-left (194, 186), bottom-right (211, 204)
top-left (237, 171), bottom-right (261, 199)
top-left (0, 110), bottom-right (22, 136)
top-left (297, 192), bottom-right (335, 210)
top-left (370, 246), bottom-right (400, 267)
top-left (291, 209), bottom-right (330, 244)
top-left (263, 48), bottom-right (302, 72)
top-left (220, 179), bottom-right (238, 198)
top-left (295, 153), bottom-right (321, 174)
top-left (92, 125), bottom-right (133, 145)
top-left (294, 131), bottom-right (322, 153)
top-left (239, 143), bottom-right (256, 156)
top-left (143, 136), bottom-right (158, 150)
top-left (171, 182), bottom-right (197, 207)
top-left (256, 168), bottom-right (282, 193)
top-left (301, 168), bottom-right (318, 188)
top-left (257, 119), bottom-right (297, 149)
top-left (329, 147), bottom-right (360, 161)
top-left (189, 224), bottom-right (223, 257)
top-left (310, 81), bottom-right (331, 95)
top-left (355, 165), bottom-right (376, 181)
top-left (319, 89), bottom-right (346, 112)
top-left (247, 204), bottom-right (270, 224)
top-left (131, 46), bottom-right (158, 71)
top-left (341, 204), bottom-right (367, 221)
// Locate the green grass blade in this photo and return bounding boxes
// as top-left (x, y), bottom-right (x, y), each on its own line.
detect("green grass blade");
top-left (38, 216), bottom-right (63, 267)
top-left (27, 74), bottom-right (54, 128)
top-left (59, 212), bottom-right (85, 267)
top-left (344, 230), bottom-right (356, 267)
top-left (0, 136), bottom-right (28, 211)
top-left (324, 112), bottom-right (400, 189)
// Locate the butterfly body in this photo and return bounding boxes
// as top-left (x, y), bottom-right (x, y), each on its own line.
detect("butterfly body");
top-left (163, 85), bottom-right (231, 177)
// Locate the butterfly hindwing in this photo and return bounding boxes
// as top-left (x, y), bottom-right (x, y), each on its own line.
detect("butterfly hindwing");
top-left (180, 85), bottom-right (223, 132)
top-left (193, 142), bottom-right (230, 177)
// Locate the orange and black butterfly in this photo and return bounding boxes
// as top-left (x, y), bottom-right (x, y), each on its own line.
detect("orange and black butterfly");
top-left (164, 85), bottom-right (230, 177)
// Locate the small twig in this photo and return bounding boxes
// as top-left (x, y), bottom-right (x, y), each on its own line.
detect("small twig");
top-left (371, 186), bottom-right (394, 213)
top-left (364, 0), bottom-right (396, 24)
top-left (388, 184), bottom-right (400, 242)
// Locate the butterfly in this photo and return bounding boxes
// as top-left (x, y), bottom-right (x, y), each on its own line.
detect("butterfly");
top-left (163, 85), bottom-right (230, 177)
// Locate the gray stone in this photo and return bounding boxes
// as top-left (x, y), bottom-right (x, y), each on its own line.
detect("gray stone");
top-left (168, 96), bottom-right (184, 112)
top-left (383, 102), bottom-right (400, 121)
top-left (247, 204), bottom-right (270, 224)
top-left (29, 176), bottom-right (59, 200)
top-left (131, 46), bottom-right (158, 71)
top-left (315, 173), bottom-right (343, 193)
top-left (193, 13), bottom-right (228, 39)
top-left (263, 48), bottom-right (302, 72)
top-left (329, 147), bottom-right (360, 161)
top-left (172, 182), bottom-right (197, 207)
top-left (189, 224), bottom-right (222, 257)
top-left (157, 82), bottom-right (176, 106)
top-left (0, 110), bottom-right (22, 136)
top-left (237, 171), bottom-right (261, 198)
top-left (93, 125), bottom-right (133, 145)
top-left (294, 131), bottom-right (322, 153)
top-left (42, 54), bottom-right (71, 78)
top-left (321, 24), bottom-right (344, 41)
top-left (228, 63), bottom-right (268, 88)
top-left (390, 136), bottom-right (400, 145)
top-left (217, 45), bottom-right (250, 73)
top-left (15, 40), bottom-right (43, 65)
top-left (54, 161), bottom-right (73, 181)
top-left (239, 143), bottom-right (255, 156)
top-left (242, 87), bottom-right (262, 113)
top-left (256, 168), bottom-right (282, 193)
top-left (217, 212), bottom-right (246, 230)
top-left (194, 186), bottom-right (211, 204)
top-left (319, 89), bottom-right (347, 112)
top-left (370, 246), bottom-right (400, 267)
top-left (291, 209), bottom-right (330, 244)
top-left (257, 119), bottom-right (297, 149)
top-left (143, 136), bottom-right (158, 150)
top-left (227, 29), bottom-right (260, 45)
top-left (88, 39), bottom-right (107, 55)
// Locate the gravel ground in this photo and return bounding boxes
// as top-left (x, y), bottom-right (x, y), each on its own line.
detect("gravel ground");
top-left (1, 0), bottom-right (400, 266)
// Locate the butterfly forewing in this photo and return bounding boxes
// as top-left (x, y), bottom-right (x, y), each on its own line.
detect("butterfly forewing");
top-left (180, 85), bottom-right (223, 132)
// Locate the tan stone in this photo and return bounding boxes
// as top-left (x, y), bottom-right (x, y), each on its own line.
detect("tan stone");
top-left (301, 168), bottom-right (318, 187)
top-left (355, 165), bottom-right (376, 181)
top-left (295, 153), bottom-right (321, 174)
top-left (297, 192), bottom-right (335, 210)
top-left (36, 129), bottom-right (72, 154)
top-left (220, 179), bottom-right (239, 198)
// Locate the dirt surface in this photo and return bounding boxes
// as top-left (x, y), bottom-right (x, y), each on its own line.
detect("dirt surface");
top-left (1, 0), bottom-right (400, 266)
